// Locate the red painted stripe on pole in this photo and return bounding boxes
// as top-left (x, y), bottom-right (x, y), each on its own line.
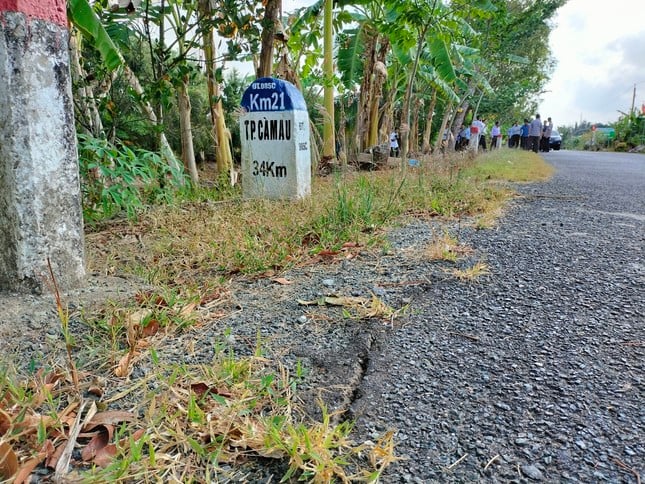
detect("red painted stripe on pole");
top-left (0, 0), bottom-right (67, 27)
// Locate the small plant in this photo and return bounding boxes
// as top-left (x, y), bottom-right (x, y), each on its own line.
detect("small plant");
top-left (449, 261), bottom-right (491, 281)
top-left (78, 134), bottom-right (186, 223)
top-left (426, 231), bottom-right (461, 262)
top-left (45, 259), bottom-right (79, 392)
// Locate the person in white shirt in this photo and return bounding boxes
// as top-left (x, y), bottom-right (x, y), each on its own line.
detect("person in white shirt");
top-left (491, 121), bottom-right (502, 149)
top-left (390, 131), bottom-right (399, 157)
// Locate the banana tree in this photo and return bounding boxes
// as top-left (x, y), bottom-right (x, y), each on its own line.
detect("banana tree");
top-left (199, 0), bottom-right (233, 178)
top-left (383, 0), bottom-right (461, 162)
top-left (337, 3), bottom-right (390, 153)
top-left (67, 0), bottom-right (183, 180)
top-left (322, 0), bottom-right (335, 163)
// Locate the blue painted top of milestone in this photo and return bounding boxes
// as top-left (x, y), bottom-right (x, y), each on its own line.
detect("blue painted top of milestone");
top-left (241, 77), bottom-right (307, 112)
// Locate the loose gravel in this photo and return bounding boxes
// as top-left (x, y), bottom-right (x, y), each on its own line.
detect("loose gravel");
top-left (1, 150), bottom-right (642, 483)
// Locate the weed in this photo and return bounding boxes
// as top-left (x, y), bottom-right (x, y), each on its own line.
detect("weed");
top-left (425, 231), bottom-right (470, 262)
top-left (449, 261), bottom-right (491, 281)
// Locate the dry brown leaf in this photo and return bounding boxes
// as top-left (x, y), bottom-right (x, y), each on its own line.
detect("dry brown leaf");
top-left (318, 249), bottom-right (340, 257)
top-left (0, 409), bottom-right (11, 435)
top-left (127, 308), bottom-right (153, 326)
top-left (92, 442), bottom-right (117, 468)
top-left (43, 440), bottom-right (61, 469)
top-left (114, 351), bottom-right (135, 378)
top-left (13, 445), bottom-right (47, 484)
top-left (0, 441), bottom-right (18, 481)
top-left (92, 428), bottom-right (145, 468)
top-left (87, 384), bottom-right (104, 399)
top-left (190, 383), bottom-right (233, 399)
top-left (141, 319), bottom-right (160, 337)
top-left (323, 296), bottom-right (367, 307)
top-left (83, 411), bottom-right (136, 431)
top-left (178, 302), bottom-right (197, 319)
top-left (81, 430), bottom-right (110, 462)
top-left (272, 277), bottom-right (294, 285)
top-left (190, 382), bottom-right (210, 397)
top-left (13, 414), bottom-right (55, 435)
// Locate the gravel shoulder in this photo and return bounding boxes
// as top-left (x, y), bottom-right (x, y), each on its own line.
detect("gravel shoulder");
top-left (1, 150), bottom-right (643, 482)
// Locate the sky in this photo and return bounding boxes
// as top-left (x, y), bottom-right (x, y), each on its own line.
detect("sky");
top-left (538, 0), bottom-right (645, 127)
top-left (282, 0), bottom-right (645, 128)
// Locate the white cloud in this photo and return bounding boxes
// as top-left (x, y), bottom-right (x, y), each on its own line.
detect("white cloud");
top-left (539, 0), bottom-right (645, 127)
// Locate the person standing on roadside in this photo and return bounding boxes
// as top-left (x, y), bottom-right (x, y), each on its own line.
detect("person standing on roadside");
top-left (491, 121), bottom-right (502, 149)
top-left (541, 117), bottom-right (553, 152)
top-left (528, 114), bottom-right (542, 153)
top-left (390, 130), bottom-right (399, 157)
top-left (476, 117), bottom-right (488, 151)
top-left (520, 119), bottom-right (530, 150)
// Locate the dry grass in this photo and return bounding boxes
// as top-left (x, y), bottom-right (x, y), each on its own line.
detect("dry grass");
top-left (425, 230), bottom-right (474, 262)
top-left (1, 149), bottom-right (552, 482)
top-left (448, 261), bottom-right (491, 281)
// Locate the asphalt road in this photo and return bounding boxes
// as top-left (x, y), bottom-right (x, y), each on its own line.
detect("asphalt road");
top-left (348, 149), bottom-right (644, 483)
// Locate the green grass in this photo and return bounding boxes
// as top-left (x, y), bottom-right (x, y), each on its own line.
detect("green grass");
top-left (460, 148), bottom-right (554, 183)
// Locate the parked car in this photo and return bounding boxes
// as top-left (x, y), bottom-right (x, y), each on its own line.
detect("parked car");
top-left (549, 129), bottom-right (562, 150)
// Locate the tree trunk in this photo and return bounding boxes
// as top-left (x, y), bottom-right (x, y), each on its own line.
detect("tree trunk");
top-left (178, 79), bottom-right (199, 184)
top-left (379, 77), bottom-right (398, 147)
top-left (322, 0), bottom-right (335, 162)
top-left (434, 100), bottom-right (453, 152)
top-left (201, 0), bottom-right (233, 178)
top-left (257, 0), bottom-right (280, 78)
top-left (366, 39), bottom-right (390, 148)
top-left (400, 25), bottom-right (429, 162)
top-left (338, 97), bottom-right (347, 165)
top-left (410, 96), bottom-right (421, 154)
top-left (451, 99), bottom-right (470, 133)
top-left (357, 32), bottom-right (376, 151)
top-left (69, 31), bottom-right (103, 137)
top-left (421, 90), bottom-right (437, 153)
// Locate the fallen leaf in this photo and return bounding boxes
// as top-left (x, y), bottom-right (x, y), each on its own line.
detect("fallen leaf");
top-left (13, 445), bottom-right (47, 484)
top-left (87, 384), bottom-right (104, 399)
top-left (92, 443), bottom-right (117, 468)
top-left (318, 249), bottom-right (340, 257)
top-left (297, 297), bottom-right (325, 306)
top-left (0, 409), bottom-right (10, 435)
top-left (92, 428), bottom-right (145, 468)
top-left (127, 308), bottom-right (153, 326)
top-left (272, 277), bottom-right (294, 285)
top-left (190, 383), bottom-right (233, 399)
top-left (83, 411), bottom-right (136, 431)
top-left (0, 441), bottom-right (18, 481)
top-left (44, 440), bottom-right (61, 469)
top-left (81, 430), bottom-right (110, 462)
top-left (141, 319), bottom-right (160, 337)
top-left (178, 302), bottom-right (197, 319)
top-left (114, 351), bottom-right (135, 378)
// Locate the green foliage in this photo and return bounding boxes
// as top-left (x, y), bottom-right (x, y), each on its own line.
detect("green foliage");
top-left (471, 0), bottom-right (566, 124)
top-left (78, 134), bottom-right (186, 223)
top-left (68, 0), bottom-right (123, 71)
top-left (612, 112), bottom-right (645, 148)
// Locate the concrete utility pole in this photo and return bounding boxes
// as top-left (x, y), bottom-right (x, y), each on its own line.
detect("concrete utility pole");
top-left (0, 0), bottom-right (86, 293)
